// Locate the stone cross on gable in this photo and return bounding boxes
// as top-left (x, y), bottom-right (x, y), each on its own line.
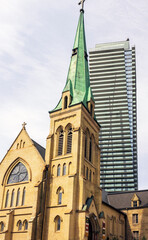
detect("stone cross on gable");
top-left (78, 0), bottom-right (85, 10)
top-left (22, 122), bottom-right (27, 129)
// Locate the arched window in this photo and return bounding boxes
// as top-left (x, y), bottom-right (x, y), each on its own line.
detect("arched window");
top-left (68, 162), bottom-right (72, 175)
top-left (58, 130), bottom-right (64, 156)
top-left (54, 216), bottom-right (61, 231)
top-left (20, 140), bottom-right (22, 148)
top-left (89, 137), bottom-right (92, 162)
top-left (64, 96), bottom-right (68, 109)
top-left (10, 189), bottom-right (15, 207)
top-left (86, 168), bottom-right (88, 180)
top-left (5, 190), bottom-right (9, 208)
top-left (24, 220), bottom-right (28, 230)
top-left (17, 220), bottom-right (22, 231)
top-left (83, 165), bottom-right (85, 178)
top-left (52, 165), bottom-right (55, 176)
top-left (67, 128), bottom-right (72, 154)
top-left (22, 187), bottom-right (26, 206)
top-left (58, 192), bottom-right (62, 205)
top-left (56, 187), bottom-right (64, 205)
top-left (57, 165), bottom-right (61, 177)
top-left (0, 222), bottom-right (4, 232)
top-left (63, 163), bottom-right (66, 176)
top-left (89, 170), bottom-right (92, 182)
top-left (7, 162), bottom-right (28, 184)
top-left (16, 188), bottom-right (20, 206)
top-left (84, 134), bottom-right (87, 158)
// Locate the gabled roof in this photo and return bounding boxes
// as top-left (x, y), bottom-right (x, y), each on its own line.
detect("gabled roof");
top-left (32, 140), bottom-right (45, 161)
top-left (106, 190), bottom-right (148, 210)
top-left (52, 10), bottom-right (94, 112)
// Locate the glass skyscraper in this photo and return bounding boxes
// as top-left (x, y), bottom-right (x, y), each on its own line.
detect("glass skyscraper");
top-left (89, 40), bottom-right (137, 192)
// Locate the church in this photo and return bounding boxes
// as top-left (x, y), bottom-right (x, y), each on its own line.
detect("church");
top-left (0, 2), bottom-right (147, 240)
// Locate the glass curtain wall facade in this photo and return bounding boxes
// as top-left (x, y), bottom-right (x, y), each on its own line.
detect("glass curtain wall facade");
top-left (89, 40), bottom-right (137, 192)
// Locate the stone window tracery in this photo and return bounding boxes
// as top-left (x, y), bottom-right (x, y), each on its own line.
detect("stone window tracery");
top-left (7, 162), bottom-right (28, 184)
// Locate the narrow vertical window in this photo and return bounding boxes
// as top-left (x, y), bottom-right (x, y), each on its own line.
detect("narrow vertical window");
top-left (10, 189), bottom-right (15, 207)
top-left (89, 137), bottom-right (92, 162)
top-left (89, 170), bottom-right (92, 182)
top-left (63, 163), bottom-right (66, 176)
top-left (84, 134), bottom-right (87, 158)
top-left (58, 192), bottom-right (62, 205)
top-left (57, 165), bottom-right (61, 177)
top-left (57, 217), bottom-right (61, 231)
top-left (22, 187), bottom-right (26, 206)
top-left (18, 221), bottom-right (22, 231)
top-left (67, 128), bottom-right (72, 154)
top-left (52, 165), bottom-right (55, 176)
top-left (64, 96), bottom-right (68, 109)
top-left (16, 188), bottom-right (20, 206)
top-left (86, 168), bottom-right (88, 180)
top-left (83, 165), bottom-right (85, 178)
top-left (58, 130), bottom-right (64, 156)
top-left (68, 162), bottom-right (72, 175)
top-left (24, 220), bottom-right (28, 230)
top-left (5, 190), bottom-right (9, 208)
top-left (0, 222), bottom-right (4, 232)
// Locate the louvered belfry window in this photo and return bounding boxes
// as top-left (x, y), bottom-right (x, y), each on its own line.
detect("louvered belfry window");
top-left (89, 138), bottom-right (92, 162)
top-left (58, 130), bottom-right (64, 156)
top-left (67, 128), bottom-right (72, 154)
top-left (84, 134), bottom-right (87, 158)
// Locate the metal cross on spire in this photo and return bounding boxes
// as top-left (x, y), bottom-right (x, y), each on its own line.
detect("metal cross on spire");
top-left (78, 0), bottom-right (85, 11)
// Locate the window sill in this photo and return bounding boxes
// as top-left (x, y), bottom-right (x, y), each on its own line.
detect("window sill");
top-left (84, 158), bottom-right (95, 168)
top-left (53, 154), bottom-right (72, 161)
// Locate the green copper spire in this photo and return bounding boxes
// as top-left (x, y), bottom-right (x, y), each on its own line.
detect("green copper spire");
top-left (53, 8), bottom-right (94, 112)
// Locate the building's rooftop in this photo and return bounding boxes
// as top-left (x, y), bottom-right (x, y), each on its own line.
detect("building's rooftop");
top-left (102, 189), bottom-right (148, 210)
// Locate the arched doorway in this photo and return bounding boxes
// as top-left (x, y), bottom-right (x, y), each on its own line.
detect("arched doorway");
top-left (88, 219), bottom-right (93, 240)
top-left (88, 214), bottom-right (100, 240)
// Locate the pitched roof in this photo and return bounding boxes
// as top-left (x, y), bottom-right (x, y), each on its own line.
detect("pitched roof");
top-left (32, 140), bottom-right (45, 161)
top-left (106, 190), bottom-right (148, 209)
top-left (52, 10), bottom-right (94, 112)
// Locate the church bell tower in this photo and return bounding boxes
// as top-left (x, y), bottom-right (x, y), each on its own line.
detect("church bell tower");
top-left (43, 2), bottom-right (102, 239)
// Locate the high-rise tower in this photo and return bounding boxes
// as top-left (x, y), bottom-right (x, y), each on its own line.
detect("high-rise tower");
top-left (89, 40), bottom-right (137, 192)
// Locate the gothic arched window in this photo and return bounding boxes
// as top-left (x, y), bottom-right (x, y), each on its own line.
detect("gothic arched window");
top-left (63, 163), bottom-right (66, 176)
top-left (10, 189), bottom-right (15, 207)
top-left (5, 190), bottom-right (9, 208)
top-left (24, 220), bottom-right (28, 230)
top-left (89, 170), bottom-right (92, 182)
top-left (64, 96), bottom-right (68, 109)
top-left (22, 187), bottom-right (26, 206)
top-left (0, 222), bottom-right (4, 232)
top-left (89, 137), bottom-right (92, 162)
top-left (84, 134), bottom-right (87, 158)
top-left (57, 165), bottom-right (61, 177)
top-left (54, 216), bottom-right (61, 231)
top-left (16, 188), bottom-right (20, 206)
top-left (7, 162), bottom-right (28, 184)
top-left (67, 128), bottom-right (72, 154)
top-left (86, 168), bottom-right (88, 180)
top-left (17, 220), bottom-right (22, 231)
top-left (58, 130), bottom-right (64, 156)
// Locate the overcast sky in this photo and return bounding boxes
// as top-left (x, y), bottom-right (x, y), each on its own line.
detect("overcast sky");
top-left (0, 0), bottom-right (148, 190)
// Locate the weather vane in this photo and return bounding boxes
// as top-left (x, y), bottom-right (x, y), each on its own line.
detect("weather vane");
top-left (78, 0), bottom-right (85, 11)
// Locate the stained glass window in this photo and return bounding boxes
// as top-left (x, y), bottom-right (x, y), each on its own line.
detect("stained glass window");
top-left (7, 162), bottom-right (28, 184)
